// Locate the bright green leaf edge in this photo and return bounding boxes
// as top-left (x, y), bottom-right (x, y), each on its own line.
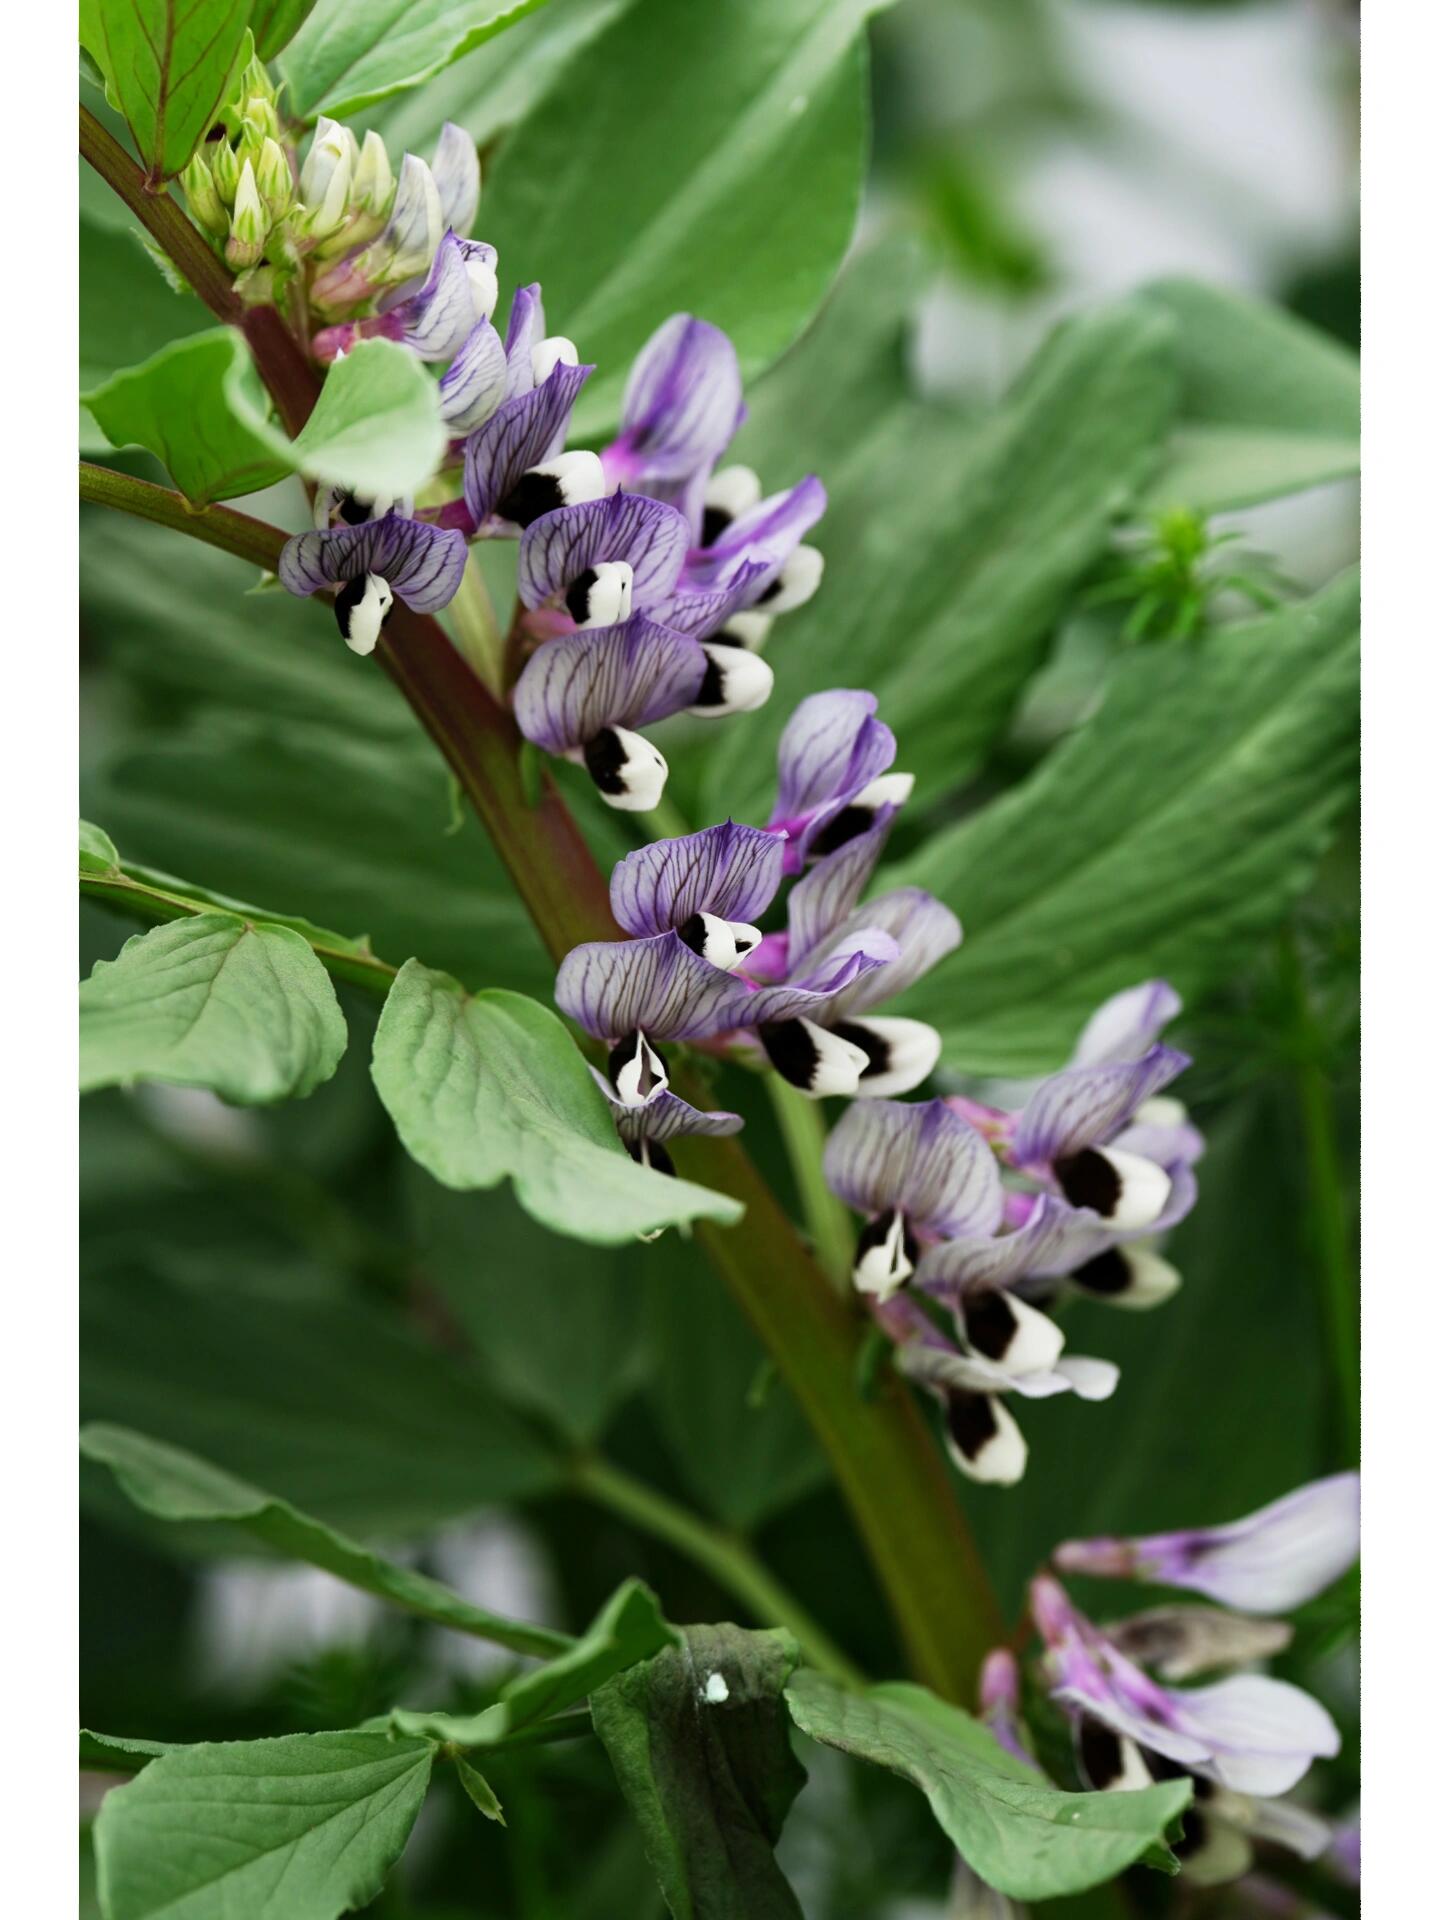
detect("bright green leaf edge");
top-left (282, 0), bottom-right (553, 119)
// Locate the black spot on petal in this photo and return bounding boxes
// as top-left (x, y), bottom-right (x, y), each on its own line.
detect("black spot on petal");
top-left (944, 1389), bottom-right (998, 1463)
top-left (1055, 1147), bottom-right (1122, 1216)
top-left (338, 492), bottom-right (371, 526)
top-left (1077, 1718), bottom-right (1129, 1792)
top-left (692, 654), bottom-right (727, 707)
top-left (608, 1031), bottom-right (670, 1097)
top-left (564, 567), bottom-right (599, 623)
top-left (584, 729), bottom-right (627, 795)
top-left (830, 1019), bottom-right (891, 1081)
top-left (708, 628), bottom-right (746, 649)
top-left (808, 804), bottom-right (872, 859)
top-left (496, 470), bottom-right (565, 527)
top-left (333, 575), bottom-right (366, 638)
top-left (1070, 1248), bottom-right (1132, 1296)
top-left (756, 574), bottom-right (783, 605)
top-left (964, 1288), bottom-right (1018, 1360)
top-left (678, 913), bottom-right (708, 956)
top-left (626, 1136), bottom-right (676, 1177)
top-left (855, 1207), bottom-right (919, 1272)
top-left (758, 1020), bottom-right (819, 1091)
top-left (700, 505), bottom-right (732, 548)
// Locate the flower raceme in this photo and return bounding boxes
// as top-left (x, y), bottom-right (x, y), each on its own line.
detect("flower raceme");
top-left (245, 49), bottom-right (1204, 1501)
top-left (986, 1477), bottom-right (1362, 1887)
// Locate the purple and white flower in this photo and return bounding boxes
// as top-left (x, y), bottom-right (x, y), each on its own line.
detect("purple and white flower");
top-left (822, 1098), bottom-right (1003, 1297)
top-left (765, 690), bottom-right (913, 874)
top-left (883, 1292), bottom-right (1119, 1487)
top-left (608, 822), bottom-right (787, 971)
top-left (512, 617), bottom-right (708, 810)
top-left (1054, 1474), bottom-right (1361, 1615)
top-left (313, 229), bottom-right (494, 365)
top-left (1031, 1570), bottom-right (1342, 1883)
top-left (683, 472), bottom-right (828, 625)
top-left (518, 492), bottom-right (692, 631)
top-left (462, 363), bottom-right (600, 532)
top-left (278, 513), bottom-right (468, 654)
top-left (600, 314), bottom-right (745, 523)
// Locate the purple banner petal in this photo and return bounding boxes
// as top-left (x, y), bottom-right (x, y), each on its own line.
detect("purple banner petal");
top-left (398, 231), bottom-right (479, 360)
top-left (785, 812), bottom-right (896, 972)
top-left (503, 283), bottom-right (546, 395)
top-left (823, 1098), bottom-right (1005, 1237)
top-left (518, 493), bottom-right (691, 612)
top-left (687, 475), bottom-right (827, 597)
top-left (432, 122), bottom-right (479, 236)
top-left (736, 930), bottom-right (899, 1027)
top-left (278, 515), bottom-right (468, 612)
top-left (915, 1195), bottom-right (1111, 1294)
top-left (770, 690), bottom-right (897, 835)
top-left (513, 617), bottom-right (707, 754)
top-left (1071, 980), bottom-right (1183, 1068)
top-left (610, 821), bottom-right (786, 937)
top-left (556, 931), bottom-right (747, 1041)
top-left (439, 319), bottom-right (508, 432)
top-left (654, 560), bottom-right (769, 638)
top-left (608, 314), bottom-right (744, 484)
top-left (1012, 1045), bottom-right (1191, 1168)
top-left (463, 362), bottom-right (593, 524)
top-left (824, 888), bottom-right (962, 1016)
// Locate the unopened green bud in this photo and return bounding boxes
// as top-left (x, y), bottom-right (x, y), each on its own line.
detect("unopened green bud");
top-left (244, 94), bottom-right (282, 144)
top-left (241, 51), bottom-right (278, 108)
top-left (225, 157), bottom-right (268, 270)
top-left (352, 131), bottom-right (395, 216)
top-left (209, 137), bottom-right (241, 207)
top-left (254, 136), bottom-right (294, 223)
top-left (180, 152), bottom-right (228, 238)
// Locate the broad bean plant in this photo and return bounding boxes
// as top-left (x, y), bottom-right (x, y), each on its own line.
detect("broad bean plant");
top-left (77, 4), bottom-right (1360, 1917)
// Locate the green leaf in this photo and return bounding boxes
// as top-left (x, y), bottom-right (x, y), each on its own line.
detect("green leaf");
top-left (80, 2), bottom-right (252, 183)
top-left (80, 916), bottom-right (348, 1103)
top-left (697, 293), bottom-right (1176, 820)
top-left (82, 1270), bottom-right (562, 1536)
top-left (281, 0), bottom-right (550, 118)
top-left (784, 1672), bottom-right (1191, 1901)
top-left (893, 573), bottom-right (1360, 1073)
top-left (93, 1730), bottom-right (433, 1920)
top-left (81, 1422), bottom-right (572, 1657)
top-left (371, 959), bottom-right (743, 1243)
top-left (455, 1756), bottom-right (505, 1823)
top-left (251, 0), bottom-right (319, 61)
top-left (83, 332), bottom-right (292, 506)
top-left (283, 338), bottom-right (447, 498)
top-left (80, 818), bottom-right (393, 994)
top-left (591, 1625), bottom-right (807, 1920)
top-left (360, 0), bottom-right (631, 157)
top-left (1141, 278), bottom-right (1360, 512)
top-left (395, 1578), bottom-right (678, 1744)
top-left (482, 0), bottom-right (893, 440)
top-left (404, 1175), bottom-right (650, 1445)
top-left (80, 1730), bottom-right (181, 1773)
top-left (644, 1248), bottom-right (825, 1529)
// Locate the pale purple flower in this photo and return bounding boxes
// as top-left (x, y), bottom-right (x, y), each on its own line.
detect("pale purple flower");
top-left (278, 513), bottom-right (467, 654)
top-left (977, 1648), bottom-right (1038, 1771)
top-left (683, 472), bottom-right (828, 633)
top-left (438, 319), bottom-right (509, 434)
top-left (822, 1098), bottom-right (1003, 1297)
top-left (311, 151), bottom-right (444, 316)
top-left (1054, 1475), bottom-right (1360, 1615)
top-left (601, 315), bottom-right (745, 520)
top-left (430, 122), bottom-right (480, 237)
top-left (1031, 1574), bottom-right (1341, 1799)
top-left (462, 361), bottom-right (599, 532)
top-left (765, 690), bottom-right (913, 874)
top-left (609, 822), bottom-right (787, 970)
top-left (518, 492), bottom-right (692, 629)
top-left (512, 617), bottom-right (707, 810)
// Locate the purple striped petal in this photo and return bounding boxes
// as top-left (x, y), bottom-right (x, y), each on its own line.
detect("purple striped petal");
top-left (503, 283), bottom-right (545, 395)
top-left (1012, 1046), bottom-right (1191, 1168)
top-left (736, 930), bottom-right (899, 1027)
top-left (606, 314), bottom-right (744, 485)
top-left (512, 617), bottom-right (707, 754)
top-left (769, 690), bottom-right (897, 835)
top-left (432, 122), bottom-right (479, 236)
top-left (1071, 981), bottom-right (1183, 1068)
top-left (277, 515), bottom-right (467, 612)
top-left (654, 561), bottom-right (769, 638)
top-left (785, 813), bottom-right (896, 972)
top-left (463, 362), bottom-right (593, 523)
top-left (588, 1069), bottom-right (743, 1144)
top-left (518, 493), bottom-right (691, 612)
top-left (687, 476), bottom-right (827, 598)
top-left (824, 888), bottom-right (962, 1016)
top-left (915, 1195), bottom-right (1111, 1294)
top-left (609, 822), bottom-right (786, 937)
top-left (823, 1098), bottom-right (1005, 1237)
top-left (392, 231), bottom-right (479, 360)
top-left (1057, 1474), bottom-right (1360, 1615)
top-left (439, 319), bottom-right (508, 432)
top-left (556, 931), bottom-right (746, 1041)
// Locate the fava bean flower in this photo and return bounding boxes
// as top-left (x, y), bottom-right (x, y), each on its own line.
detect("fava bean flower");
top-left (277, 514), bottom-right (468, 654)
